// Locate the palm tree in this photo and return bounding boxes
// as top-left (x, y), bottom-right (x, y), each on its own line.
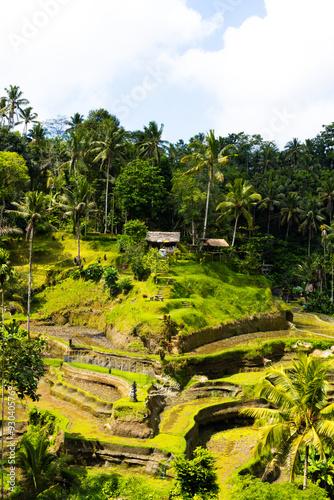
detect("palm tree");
top-left (318, 179), bottom-right (334, 224)
top-left (91, 120), bottom-right (128, 233)
top-left (58, 177), bottom-right (95, 264)
top-left (284, 138), bottom-right (304, 169)
top-left (18, 106), bottom-right (38, 135)
top-left (62, 128), bottom-right (89, 178)
top-left (259, 171), bottom-right (284, 233)
top-left (181, 130), bottom-right (233, 241)
top-left (18, 434), bottom-right (70, 495)
top-left (66, 112), bottom-right (84, 133)
top-left (1, 85), bottom-right (29, 128)
top-left (135, 121), bottom-right (168, 166)
top-left (299, 195), bottom-right (325, 255)
top-left (10, 192), bottom-right (48, 338)
top-left (216, 178), bottom-right (261, 247)
top-left (280, 192), bottom-right (302, 237)
top-left (0, 249), bottom-right (12, 500)
top-left (241, 354), bottom-right (334, 490)
top-left (257, 142), bottom-right (279, 174)
top-left (27, 122), bottom-right (47, 147)
top-left (0, 98), bottom-right (8, 128)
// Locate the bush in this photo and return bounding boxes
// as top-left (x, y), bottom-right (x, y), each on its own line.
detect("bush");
top-left (228, 474), bottom-right (329, 499)
top-left (171, 447), bottom-right (219, 499)
top-left (103, 265), bottom-right (119, 290)
top-left (83, 263), bottom-right (104, 281)
top-left (118, 276), bottom-right (133, 292)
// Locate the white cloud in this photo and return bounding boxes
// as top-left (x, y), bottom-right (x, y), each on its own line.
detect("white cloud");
top-left (1, 0), bottom-right (334, 146)
top-left (165, 0), bottom-right (334, 145)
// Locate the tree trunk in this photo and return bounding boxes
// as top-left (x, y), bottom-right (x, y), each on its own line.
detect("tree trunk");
top-left (232, 215), bottom-right (239, 247)
top-left (77, 219), bottom-right (81, 265)
top-left (104, 156), bottom-right (112, 234)
top-left (303, 445), bottom-right (309, 490)
top-left (331, 260), bottom-right (333, 303)
top-left (192, 219), bottom-right (195, 246)
top-left (27, 231), bottom-right (33, 339)
top-left (202, 177), bottom-right (211, 241)
top-left (0, 200), bottom-right (5, 234)
top-left (267, 209), bottom-right (271, 234)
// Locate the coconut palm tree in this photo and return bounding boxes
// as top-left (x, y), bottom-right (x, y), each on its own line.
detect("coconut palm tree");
top-left (10, 192), bottom-right (48, 338)
top-left (1, 85), bottom-right (29, 128)
top-left (0, 249), bottom-right (12, 500)
top-left (134, 121), bottom-right (168, 166)
top-left (241, 354), bottom-right (334, 490)
top-left (18, 106), bottom-right (38, 135)
top-left (259, 171), bottom-right (284, 234)
top-left (90, 120), bottom-right (128, 233)
top-left (280, 191), bottom-right (302, 237)
top-left (216, 178), bottom-right (261, 247)
top-left (18, 434), bottom-right (71, 495)
top-left (284, 138), bottom-right (304, 169)
top-left (66, 112), bottom-right (84, 133)
top-left (299, 195), bottom-right (325, 255)
top-left (58, 177), bottom-right (95, 264)
top-left (61, 128), bottom-right (89, 178)
top-left (318, 179), bottom-right (334, 224)
top-left (181, 130), bottom-right (234, 241)
top-left (0, 98), bottom-right (8, 128)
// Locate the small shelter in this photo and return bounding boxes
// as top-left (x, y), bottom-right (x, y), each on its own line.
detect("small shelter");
top-left (203, 239), bottom-right (229, 249)
top-left (202, 238), bottom-right (229, 261)
top-left (146, 231), bottom-right (180, 254)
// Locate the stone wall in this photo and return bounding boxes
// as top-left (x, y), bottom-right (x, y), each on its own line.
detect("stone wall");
top-left (175, 310), bottom-right (291, 353)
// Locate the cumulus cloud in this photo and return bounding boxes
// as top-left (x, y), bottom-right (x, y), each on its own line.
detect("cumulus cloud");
top-left (1, 0), bottom-right (334, 146)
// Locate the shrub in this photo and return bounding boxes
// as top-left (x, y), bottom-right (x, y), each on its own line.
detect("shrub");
top-left (83, 262), bottom-right (104, 281)
top-left (228, 474), bottom-right (329, 499)
top-left (118, 276), bottom-right (133, 292)
top-left (103, 265), bottom-right (119, 290)
top-left (171, 447), bottom-right (219, 499)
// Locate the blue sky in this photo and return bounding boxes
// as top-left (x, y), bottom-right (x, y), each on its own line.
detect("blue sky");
top-left (1, 0), bottom-right (334, 148)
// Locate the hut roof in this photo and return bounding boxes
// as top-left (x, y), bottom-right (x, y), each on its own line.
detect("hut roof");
top-left (203, 238), bottom-right (229, 247)
top-left (146, 231), bottom-right (180, 243)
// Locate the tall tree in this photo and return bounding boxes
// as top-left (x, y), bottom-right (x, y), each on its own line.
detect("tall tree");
top-left (1, 85), bottom-right (29, 128)
top-left (318, 179), bottom-right (334, 224)
top-left (241, 354), bottom-right (334, 490)
top-left (91, 120), bottom-right (128, 233)
top-left (216, 178), bottom-right (261, 247)
top-left (18, 106), bottom-right (38, 135)
top-left (284, 138), bottom-right (304, 169)
top-left (299, 195), bottom-right (325, 255)
top-left (58, 177), bottom-right (95, 264)
top-left (280, 192), bottom-right (302, 237)
top-left (181, 130), bottom-right (233, 241)
top-left (10, 191), bottom-right (48, 337)
top-left (134, 121), bottom-right (168, 166)
top-left (259, 171), bottom-right (284, 234)
top-left (0, 151), bottom-right (29, 232)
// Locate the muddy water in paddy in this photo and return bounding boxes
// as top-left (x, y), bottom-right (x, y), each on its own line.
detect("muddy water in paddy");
top-left (62, 376), bottom-right (121, 402)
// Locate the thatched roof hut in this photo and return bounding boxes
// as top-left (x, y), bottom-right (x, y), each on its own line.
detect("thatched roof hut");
top-left (146, 231), bottom-right (180, 244)
top-left (203, 238), bottom-right (229, 248)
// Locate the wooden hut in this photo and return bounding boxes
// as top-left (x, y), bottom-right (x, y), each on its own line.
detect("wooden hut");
top-left (203, 238), bottom-right (229, 249)
top-left (146, 231), bottom-right (180, 254)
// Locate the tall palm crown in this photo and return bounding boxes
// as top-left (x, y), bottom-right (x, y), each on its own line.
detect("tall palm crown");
top-left (18, 106), bottom-right (38, 135)
top-left (259, 171), bottom-right (284, 233)
top-left (181, 130), bottom-right (233, 240)
top-left (216, 178), bottom-right (261, 247)
top-left (2, 85), bottom-right (29, 128)
top-left (91, 120), bottom-right (128, 233)
top-left (299, 195), bottom-right (325, 255)
top-left (318, 179), bottom-right (334, 224)
top-left (242, 354), bottom-right (334, 490)
top-left (11, 191), bottom-right (48, 337)
top-left (280, 191), bottom-right (302, 237)
top-left (58, 177), bottom-right (95, 263)
top-left (135, 121), bottom-right (168, 165)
